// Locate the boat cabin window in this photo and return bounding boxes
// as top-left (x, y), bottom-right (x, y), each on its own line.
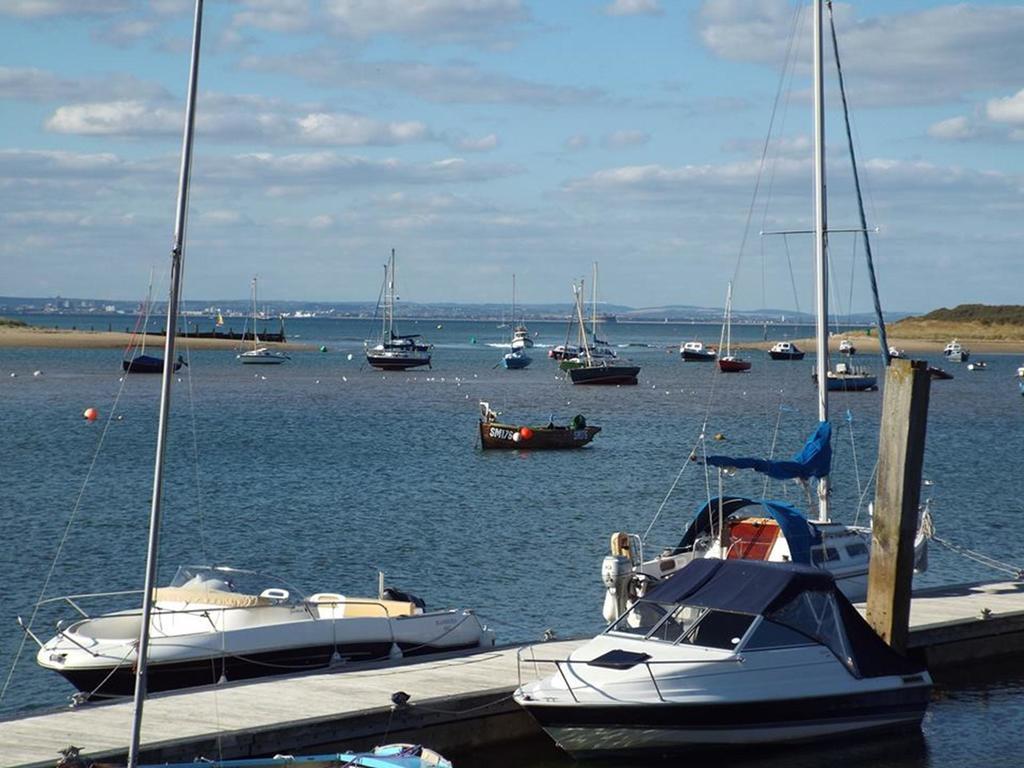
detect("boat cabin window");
top-left (810, 547), bottom-right (841, 565)
top-left (648, 605), bottom-right (705, 643)
top-left (678, 609), bottom-right (754, 650)
top-left (845, 543), bottom-right (868, 558)
top-left (608, 602), bottom-right (670, 637)
top-left (743, 618), bottom-right (817, 650)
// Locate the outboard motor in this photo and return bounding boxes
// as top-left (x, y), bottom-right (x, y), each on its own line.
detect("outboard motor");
top-left (601, 532), bottom-right (637, 624)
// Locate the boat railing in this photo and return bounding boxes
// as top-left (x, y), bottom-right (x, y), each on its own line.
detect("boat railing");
top-left (515, 645), bottom-right (741, 704)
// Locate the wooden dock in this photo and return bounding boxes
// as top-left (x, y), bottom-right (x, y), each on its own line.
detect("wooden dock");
top-left (4, 580), bottom-right (1024, 768)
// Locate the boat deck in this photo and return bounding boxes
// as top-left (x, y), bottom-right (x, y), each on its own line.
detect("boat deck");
top-left (4, 580), bottom-right (1024, 767)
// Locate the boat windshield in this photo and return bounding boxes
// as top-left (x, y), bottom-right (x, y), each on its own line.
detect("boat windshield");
top-left (168, 565), bottom-right (306, 600)
top-left (609, 601), bottom-right (755, 649)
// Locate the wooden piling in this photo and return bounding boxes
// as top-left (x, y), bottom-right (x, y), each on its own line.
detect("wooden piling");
top-left (865, 358), bottom-right (931, 653)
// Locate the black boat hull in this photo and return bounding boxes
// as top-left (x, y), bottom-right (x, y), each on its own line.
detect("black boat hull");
top-left (122, 355), bottom-right (184, 374)
top-left (568, 365), bottom-right (640, 385)
top-left (524, 686), bottom-right (930, 757)
top-left (681, 351), bottom-right (717, 362)
top-left (365, 355), bottom-right (432, 371)
top-left (769, 351), bottom-right (806, 360)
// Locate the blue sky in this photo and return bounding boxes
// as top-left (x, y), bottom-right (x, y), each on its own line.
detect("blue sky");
top-left (2, 0), bottom-right (1022, 313)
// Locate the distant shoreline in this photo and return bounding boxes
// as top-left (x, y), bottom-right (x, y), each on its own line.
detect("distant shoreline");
top-left (0, 326), bottom-right (313, 351)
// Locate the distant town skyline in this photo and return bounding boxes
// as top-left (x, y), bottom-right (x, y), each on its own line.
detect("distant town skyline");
top-left (2, 1), bottom-right (1022, 313)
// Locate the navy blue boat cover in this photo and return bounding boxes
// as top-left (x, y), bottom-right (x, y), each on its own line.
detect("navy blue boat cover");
top-left (672, 496), bottom-right (821, 565)
top-left (642, 559), bottom-right (923, 678)
top-left (705, 421), bottom-right (832, 480)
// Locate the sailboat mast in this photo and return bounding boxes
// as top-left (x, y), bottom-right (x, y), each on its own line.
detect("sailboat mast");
top-left (251, 276), bottom-right (259, 348)
top-left (140, 267), bottom-right (154, 357)
top-left (813, 0), bottom-right (830, 523)
top-left (591, 262), bottom-right (598, 341)
top-left (128, 0), bottom-right (203, 764)
top-left (512, 272), bottom-right (517, 332)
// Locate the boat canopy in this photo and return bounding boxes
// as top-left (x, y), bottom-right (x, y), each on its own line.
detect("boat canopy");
top-left (705, 421), bottom-right (831, 480)
top-left (641, 559), bottom-right (922, 679)
top-left (671, 496), bottom-right (821, 565)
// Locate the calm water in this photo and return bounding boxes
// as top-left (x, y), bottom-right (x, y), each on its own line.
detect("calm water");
top-left (1, 317), bottom-right (1023, 764)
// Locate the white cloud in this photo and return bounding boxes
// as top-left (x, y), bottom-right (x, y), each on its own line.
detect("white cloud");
top-left (604, 0), bottom-right (662, 17)
top-left (927, 116), bottom-right (976, 141)
top-left (565, 134), bottom-right (589, 151)
top-left (240, 50), bottom-right (602, 106)
top-left (603, 129), bottom-right (650, 148)
top-left (986, 89), bottom-right (1024, 125)
top-left (697, 1), bottom-right (1024, 106)
top-left (232, 0), bottom-right (311, 33)
top-left (0, 67), bottom-right (167, 103)
top-left (42, 94), bottom-right (436, 147)
top-left (324, 0), bottom-right (529, 45)
top-left (454, 133), bottom-right (499, 152)
top-left (0, 0), bottom-right (129, 17)
top-left (94, 19), bottom-right (160, 47)
top-left (296, 113), bottom-right (430, 145)
top-left (45, 100), bottom-right (179, 136)
top-left (200, 210), bottom-right (246, 225)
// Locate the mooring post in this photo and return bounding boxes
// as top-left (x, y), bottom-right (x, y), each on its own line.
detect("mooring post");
top-left (866, 358), bottom-right (931, 654)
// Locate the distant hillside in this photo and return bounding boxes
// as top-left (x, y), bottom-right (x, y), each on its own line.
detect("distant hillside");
top-left (915, 304), bottom-right (1024, 325)
top-left (889, 304), bottom-right (1024, 341)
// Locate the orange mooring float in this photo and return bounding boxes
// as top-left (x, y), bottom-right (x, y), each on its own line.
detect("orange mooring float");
top-left (83, 407), bottom-right (99, 421)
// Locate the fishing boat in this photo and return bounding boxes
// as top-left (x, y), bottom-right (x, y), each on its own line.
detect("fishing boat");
top-left (679, 340), bottom-right (717, 361)
top-left (597, 0), bottom-right (927, 617)
top-left (768, 340), bottom-right (805, 360)
top-left (123, 270), bottom-right (186, 374)
top-left (478, 402), bottom-right (600, 449)
top-left (717, 282), bottom-right (751, 372)
top-left (365, 249), bottom-right (432, 371)
top-left (839, 338), bottom-right (856, 355)
top-left (565, 265), bottom-right (640, 385)
top-left (502, 274), bottom-right (533, 368)
top-left (237, 277), bottom-right (289, 365)
top-left (517, 559), bottom-right (931, 759)
top-left (36, 565), bottom-right (493, 698)
top-left (943, 338), bottom-right (969, 363)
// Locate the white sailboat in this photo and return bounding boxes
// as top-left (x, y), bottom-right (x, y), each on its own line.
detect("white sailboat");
top-left (518, 3), bottom-right (932, 756)
top-left (503, 273), bottom-right (532, 368)
top-left (599, 0), bottom-right (926, 617)
top-left (237, 276), bottom-right (289, 364)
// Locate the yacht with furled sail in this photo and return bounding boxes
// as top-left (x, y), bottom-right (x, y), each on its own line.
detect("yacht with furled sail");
top-left (564, 269), bottom-right (639, 385)
top-left (717, 282), bottom-right (751, 372)
top-left (123, 268), bottom-right (186, 374)
top-left (237, 276), bottom-right (289, 364)
top-left (598, 0), bottom-right (926, 619)
top-left (365, 249), bottom-right (432, 371)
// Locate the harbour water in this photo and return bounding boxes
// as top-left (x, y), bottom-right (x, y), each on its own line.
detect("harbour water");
top-left (2, 317), bottom-right (1023, 765)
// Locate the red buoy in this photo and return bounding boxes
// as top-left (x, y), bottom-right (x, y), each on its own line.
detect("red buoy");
top-left (519, 427), bottom-right (534, 441)
top-left (83, 407), bottom-right (99, 421)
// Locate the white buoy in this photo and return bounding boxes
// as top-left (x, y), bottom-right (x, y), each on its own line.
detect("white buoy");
top-left (33, 370), bottom-right (42, 377)
top-left (9, 372), bottom-right (16, 378)
top-left (342, 376), bottom-right (347, 382)
top-left (347, 353), bottom-right (353, 361)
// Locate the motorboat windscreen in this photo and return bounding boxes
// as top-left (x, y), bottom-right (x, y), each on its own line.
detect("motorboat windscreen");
top-left (167, 565), bottom-right (306, 603)
top-left (632, 560), bottom-right (924, 679)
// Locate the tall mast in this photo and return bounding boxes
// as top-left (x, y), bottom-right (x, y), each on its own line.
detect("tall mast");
top-left (250, 276), bottom-right (259, 347)
top-left (128, 0), bottom-right (203, 764)
top-left (512, 272), bottom-right (517, 331)
top-left (591, 262), bottom-right (598, 340)
top-left (813, 0), bottom-right (830, 522)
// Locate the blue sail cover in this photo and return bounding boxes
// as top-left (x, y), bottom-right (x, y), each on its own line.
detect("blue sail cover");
top-left (705, 421), bottom-right (832, 480)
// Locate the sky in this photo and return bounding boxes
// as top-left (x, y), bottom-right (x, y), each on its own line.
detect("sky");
top-left (1, 0), bottom-right (1022, 314)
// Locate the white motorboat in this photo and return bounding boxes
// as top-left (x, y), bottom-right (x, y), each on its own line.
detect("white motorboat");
top-left (518, 559), bottom-right (931, 759)
top-left (768, 341), bottom-right (804, 360)
top-left (966, 361), bottom-right (986, 371)
top-left (888, 346), bottom-right (907, 359)
top-left (943, 338), bottom-right (969, 363)
top-left (679, 340), bottom-right (717, 361)
top-left (838, 338), bottom-right (856, 355)
top-left (511, 326), bottom-right (534, 349)
top-left (36, 565), bottom-right (493, 699)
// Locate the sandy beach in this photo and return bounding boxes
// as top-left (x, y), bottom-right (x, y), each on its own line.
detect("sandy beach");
top-left (0, 325), bottom-right (314, 351)
top-left (744, 333), bottom-right (1024, 355)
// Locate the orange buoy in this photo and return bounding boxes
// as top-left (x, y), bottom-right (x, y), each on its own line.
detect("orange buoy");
top-left (83, 407), bottom-right (99, 421)
top-left (519, 426), bottom-right (534, 441)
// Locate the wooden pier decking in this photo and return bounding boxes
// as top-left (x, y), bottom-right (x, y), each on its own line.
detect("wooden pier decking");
top-left (4, 579), bottom-right (1024, 768)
